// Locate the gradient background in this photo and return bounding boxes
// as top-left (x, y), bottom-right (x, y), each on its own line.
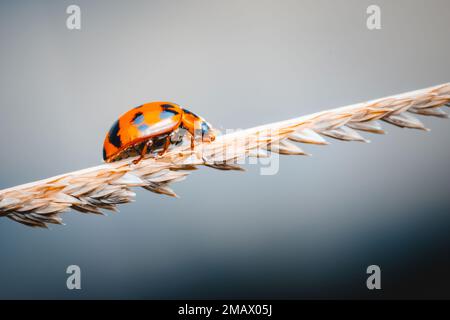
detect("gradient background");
top-left (0, 0), bottom-right (449, 299)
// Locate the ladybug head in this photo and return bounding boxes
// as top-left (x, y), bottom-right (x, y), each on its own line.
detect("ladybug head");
top-left (199, 120), bottom-right (216, 143)
top-left (181, 108), bottom-right (216, 143)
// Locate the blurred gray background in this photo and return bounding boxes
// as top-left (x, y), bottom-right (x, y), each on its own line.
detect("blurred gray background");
top-left (0, 0), bottom-right (449, 299)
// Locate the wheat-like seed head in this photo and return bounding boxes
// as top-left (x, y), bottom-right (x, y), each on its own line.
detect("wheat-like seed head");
top-left (0, 83), bottom-right (449, 228)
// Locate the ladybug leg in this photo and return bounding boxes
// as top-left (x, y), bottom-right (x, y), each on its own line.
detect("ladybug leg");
top-left (132, 140), bottom-right (152, 165)
top-left (190, 134), bottom-right (195, 150)
top-left (158, 136), bottom-right (171, 156)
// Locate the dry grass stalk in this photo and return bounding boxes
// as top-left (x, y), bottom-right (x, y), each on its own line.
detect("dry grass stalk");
top-left (1, 83), bottom-right (449, 228)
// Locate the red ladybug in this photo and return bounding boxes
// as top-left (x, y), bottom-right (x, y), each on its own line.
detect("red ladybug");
top-left (103, 102), bottom-right (216, 163)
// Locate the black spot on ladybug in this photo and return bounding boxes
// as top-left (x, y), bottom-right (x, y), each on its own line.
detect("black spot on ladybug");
top-left (102, 147), bottom-right (107, 161)
top-left (131, 112), bottom-right (144, 124)
top-left (160, 104), bottom-right (179, 120)
top-left (182, 108), bottom-right (199, 118)
top-left (108, 120), bottom-right (122, 148)
top-left (161, 104), bottom-right (179, 113)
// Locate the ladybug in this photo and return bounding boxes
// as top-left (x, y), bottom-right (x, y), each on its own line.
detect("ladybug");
top-left (102, 102), bottom-right (216, 164)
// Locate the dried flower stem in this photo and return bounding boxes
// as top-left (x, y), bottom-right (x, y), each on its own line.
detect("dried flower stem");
top-left (1, 83), bottom-right (449, 227)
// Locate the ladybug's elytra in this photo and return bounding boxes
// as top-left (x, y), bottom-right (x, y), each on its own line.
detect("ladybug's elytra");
top-left (103, 102), bottom-right (216, 163)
